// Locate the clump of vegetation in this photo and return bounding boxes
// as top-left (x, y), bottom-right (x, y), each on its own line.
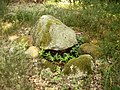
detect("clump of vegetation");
top-left (100, 30), bottom-right (120, 90)
top-left (0, 0), bottom-right (8, 18)
top-left (0, 38), bottom-right (32, 90)
top-left (39, 45), bottom-right (79, 63)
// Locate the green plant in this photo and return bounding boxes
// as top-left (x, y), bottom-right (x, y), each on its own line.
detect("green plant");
top-left (54, 53), bottom-right (63, 61)
top-left (16, 8), bottom-right (36, 23)
top-left (44, 51), bottom-right (55, 61)
top-left (15, 4), bottom-right (45, 24)
top-left (70, 44), bottom-right (79, 56)
top-left (39, 43), bottom-right (80, 62)
top-left (62, 53), bottom-right (75, 62)
top-left (39, 48), bottom-right (45, 56)
top-left (100, 18), bottom-right (120, 89)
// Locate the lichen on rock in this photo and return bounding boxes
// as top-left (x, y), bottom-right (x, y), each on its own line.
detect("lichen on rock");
top-left (31, 15), bottom-right (77, 50)
top-left (31, 20), bottom-right (52, 48)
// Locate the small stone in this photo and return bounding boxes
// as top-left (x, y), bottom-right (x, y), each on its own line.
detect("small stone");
top-left (8, 35), bottom-right (19, 41)
top-left (78, 43), bottom-right (102, 59)
top-left (25, 46), bottom-right (39, 58)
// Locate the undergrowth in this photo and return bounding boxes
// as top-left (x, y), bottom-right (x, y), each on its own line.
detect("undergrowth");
top-left (39, 35), bottom-right (86, 62)
top-left (0, 38), bottom-right (32, 90)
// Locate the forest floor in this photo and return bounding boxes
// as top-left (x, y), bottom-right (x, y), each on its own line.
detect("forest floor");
top-left (0, 2), bottom-right (120, 90)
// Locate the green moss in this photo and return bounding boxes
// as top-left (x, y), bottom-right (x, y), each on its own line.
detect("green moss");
top-left (46, 19), bottom-right (61, 29)
top-left (77, 55), bottom-right (93, 74)
top-left (32, 24), bottom-right (42, 46)
top-left (79, 43), bottom-right (102, 59)
top-left (46, 20), bottom-right (53, 30)
top-left (39, 20), bottom-right (52, 47)
top-left (39, 19), bottom-right (61, 47)
top-left (32, 17), bottom-right (62, 48)
top-left (63, 55), bottom-right (93, 75)
top-left (40, 31), bottom-right (51, 47)
top-left (15, 36), bottom-right (32, 47)
top-left (32, 20), bottom-right (52, 48)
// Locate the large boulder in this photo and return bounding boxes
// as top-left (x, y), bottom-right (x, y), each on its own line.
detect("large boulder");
top-left (31, 15), bottom-right (77, 50)
top-left (63, 54), bottom-right (94, 75)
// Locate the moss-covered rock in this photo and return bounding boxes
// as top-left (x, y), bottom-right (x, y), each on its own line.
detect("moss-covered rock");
top-left (63, 54), bottom-right (94, 75)
top-left (31, 15), bottom-right (77, 50)
top-left (78, 43), bottom-right (102, 58)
